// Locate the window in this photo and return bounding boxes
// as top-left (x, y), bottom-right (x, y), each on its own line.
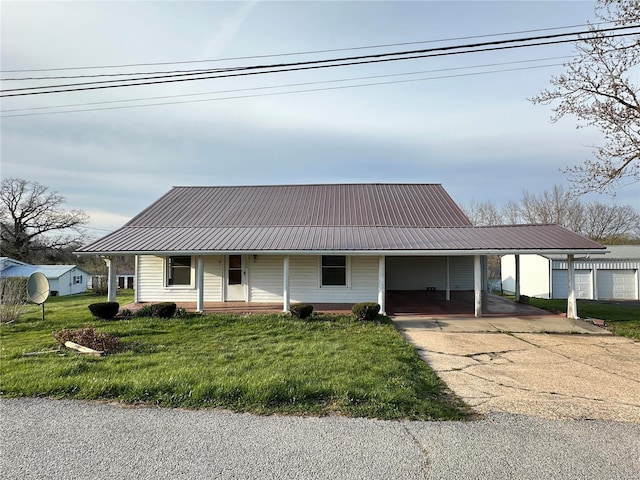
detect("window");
top-left (73, 275), bottom-right (83, 284)
top-left (321, 255), bottom-right (347, 286)
top-left (228, 255), bottom-right (242, 285)
top-left (168, 256), bottom-right (191, 286)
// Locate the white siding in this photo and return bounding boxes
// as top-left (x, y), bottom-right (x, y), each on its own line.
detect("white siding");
top-left (249, 255), bottom-right (284, 302)
top-left (501, 254), bottom-right (552, 298)
top-left (386, 256), bottom-right (474, 291)
top-left (449, 256), bottom-right (474, 290)
top-left (137, 255), bottom-right (223, 302)
top-left (290, 255), bottom-right (378, 303)
top-left (386, 257), bottom-right (446, 290)
top-left (552, 270), bottom-right (591, 299)
top-left (597, 270), bottom-right (637, 300)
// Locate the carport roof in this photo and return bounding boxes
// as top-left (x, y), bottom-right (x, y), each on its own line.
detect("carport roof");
top-left (77, 183), bottom-right (604, 255)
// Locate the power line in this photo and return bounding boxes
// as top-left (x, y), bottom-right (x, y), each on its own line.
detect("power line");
top-left (1, 56), bottom-right (572, 114)
top-left (2, 29), bottom-right (637, 99)
top-left (2, 25), bottom-right (635, 96)
top-left (1, 63), bottom-right (563, 118)
top-left (0, 21), bottom-right (614, 74)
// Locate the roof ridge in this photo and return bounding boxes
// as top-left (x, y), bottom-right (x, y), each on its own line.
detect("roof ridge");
top-left (171, 183), bottom-right (444, 188)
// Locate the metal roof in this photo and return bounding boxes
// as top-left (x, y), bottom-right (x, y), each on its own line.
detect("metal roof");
top-left (122, 184), bottom-right (472, 228)
top-left (78, 184), bottom-right (605, 255)
top-left (1, 264), bottom-right (85, 279)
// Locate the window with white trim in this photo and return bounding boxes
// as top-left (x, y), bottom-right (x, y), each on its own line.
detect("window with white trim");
top-left (167, 256), bottom-right (192, 286)
top-left (321, 255), bottom-right (347, 286)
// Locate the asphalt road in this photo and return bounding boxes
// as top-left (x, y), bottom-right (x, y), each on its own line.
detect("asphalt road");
top-left (1, 398), bottom-right (639, 479)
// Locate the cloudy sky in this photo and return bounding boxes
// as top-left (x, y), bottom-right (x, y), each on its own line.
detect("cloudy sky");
top-left (2, 1), bottom-right (637, 239)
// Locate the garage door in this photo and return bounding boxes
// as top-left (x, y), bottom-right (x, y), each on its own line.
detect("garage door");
top-left (597, 270), bottom-right (637, 300)
top-left (552, 270), bottom-right (591, 299)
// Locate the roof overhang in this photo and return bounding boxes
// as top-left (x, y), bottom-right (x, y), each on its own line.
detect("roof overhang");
top-left (76, 248), bottom-right (607, 257)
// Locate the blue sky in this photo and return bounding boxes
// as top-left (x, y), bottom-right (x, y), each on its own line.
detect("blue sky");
top-left (2, 1), bottom-right (637, 238)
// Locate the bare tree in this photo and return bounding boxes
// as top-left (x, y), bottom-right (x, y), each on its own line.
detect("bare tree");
top-left (581, 202), bottom-right (640, 241)
top-left (461, 199), bottom-right (505, 226)
top-left (519, 185), bottom-right (585, 232)
top-left (530, 0), bottom-right (640, 193)
top-left (0, 178), bottom-right (88, 263)
top-left (499, 184), bottom-right (638, 242)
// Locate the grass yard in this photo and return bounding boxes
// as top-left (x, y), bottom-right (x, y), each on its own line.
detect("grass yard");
top-left (526, 297), bottom-right (640, 340)
top-left (0, 292), bottom-right (469, 420)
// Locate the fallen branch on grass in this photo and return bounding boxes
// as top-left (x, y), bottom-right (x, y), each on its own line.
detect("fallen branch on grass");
top-left (64, 341), bottom-right (103, 356)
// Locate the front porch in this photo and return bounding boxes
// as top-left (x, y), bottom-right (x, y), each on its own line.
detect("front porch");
top-left (122, 292), bottom-right (545, 318)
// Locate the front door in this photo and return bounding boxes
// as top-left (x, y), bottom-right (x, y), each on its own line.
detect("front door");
top-left (226, 255), bottom-right (246, 301)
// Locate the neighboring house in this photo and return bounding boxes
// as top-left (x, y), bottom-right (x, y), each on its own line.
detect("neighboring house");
top-left (0, 257), bottom-right (91, 296)
top-left (89, 273), bottom-right (135, 290)
top-left (77, 184), bottom-right (605, 317)
top-left (502, 245), bottom-right (640, 300)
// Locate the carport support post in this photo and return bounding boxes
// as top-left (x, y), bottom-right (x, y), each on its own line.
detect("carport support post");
top-left (196, 256), bottom-right (204, 312)
top-left (567, 254), bottom-right (578, 319)
top-left (474, 255), bottom-right (482, 318)
top-left (103, 256), bottom-right (117, 303)
top-left (283, 255), bottom-right (290, 313)
top-left (378, 256), bottom-right (386, 314)
top-left (515, 254), bottom-right (521, 302)
top-left (445, 256), bottom-right (450, 301)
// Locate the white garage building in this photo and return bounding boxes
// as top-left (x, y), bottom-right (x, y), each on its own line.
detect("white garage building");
top-left (502, 245), bottom-right (640, 300)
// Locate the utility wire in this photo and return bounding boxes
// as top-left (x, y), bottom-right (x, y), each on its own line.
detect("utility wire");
top-left (1, 56), bottom-right (572, 114)
top-left (0, 21), bottom-right (615, 74)
top-left (2, 25), bottom-right (635, 94)
top-left (1, 63), bottom-right (562, 117)
top-left (2, 30), bottom-right (637, 98)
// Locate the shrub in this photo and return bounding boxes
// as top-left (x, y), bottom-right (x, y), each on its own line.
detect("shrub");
top-left (152, 302), bottom-right (177, 318)
top-left (118, 308), bottom-right (134, 318)
top-left (352, 302), bottom-right (381, 321)
top-left (290, 303), bottom-right (314, 319)
top-left (133, 303), bottom-right (177, 318)
top-left (53, 325), bottom-right (120, 352)
top-left (0, 277), bottom-right (28, 324)
top-left (518, 295), bottom-right (530, 305)
top-left (88, 302), bottom-right (120, 320)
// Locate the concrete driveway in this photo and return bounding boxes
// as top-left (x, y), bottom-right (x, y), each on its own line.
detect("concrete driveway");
top-left (394, 315), bottom-right (640, 423)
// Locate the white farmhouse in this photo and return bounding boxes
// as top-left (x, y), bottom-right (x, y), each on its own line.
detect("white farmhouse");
top-left (77, 184), bottom-right (606, 318)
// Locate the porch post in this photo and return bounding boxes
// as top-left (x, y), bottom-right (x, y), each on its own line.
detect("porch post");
top-left (134, 255), bottom-right (140, 303)
top-left (473, 255), bottom-right (482, 318)
top-left (514, 254), bottom-right (521, 302)
top-left (445, 256), bottom-right (450, 301)
top-left (283, 255), bottom-right (290, 312)
top-left (474, 255), bottom-right (482, 318)
top-left (104, 256), bottom-right (117, 303)
top-left (592, 266), bottom-right (598, 300)
top-left (196, 256), bottom-right (204, 312)
top-left (378, 256), bottom-right (386, 314)
top-left (567, 254), bottom-right (577, 319)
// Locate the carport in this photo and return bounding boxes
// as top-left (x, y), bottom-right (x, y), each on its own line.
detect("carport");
top-left (383, 248), bottom-right (604, 319)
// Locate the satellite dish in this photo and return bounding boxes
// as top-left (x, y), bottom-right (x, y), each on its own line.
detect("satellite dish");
top-left (27, 272), bottom-right (50, 305)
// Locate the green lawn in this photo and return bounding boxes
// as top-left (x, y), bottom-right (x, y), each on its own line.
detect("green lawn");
top-left (0, 292), bottom-right (469, 420)
top-left (526, 297), bottom-right (640, 340)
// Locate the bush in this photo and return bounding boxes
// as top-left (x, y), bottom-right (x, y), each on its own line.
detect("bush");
top-left (518, 295), bottom-right (530, 305)
top-left (0, 277), bottom-right (28, 324)
top-left (88, 302), bottom-right (120, 320)
top-left (352, 302), bottom-right (381, 321)
top-left (152, 302), bottom-right (177, 318)
top-left (134, 302), bottom-right (177, 318)
top-left (53, 325), bottom-right (120, 352)
top-left (290, 303), bottom-right (314, 319)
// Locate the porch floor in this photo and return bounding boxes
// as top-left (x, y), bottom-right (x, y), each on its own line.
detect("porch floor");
top-left (121, 291), bottom-right (547, 318)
